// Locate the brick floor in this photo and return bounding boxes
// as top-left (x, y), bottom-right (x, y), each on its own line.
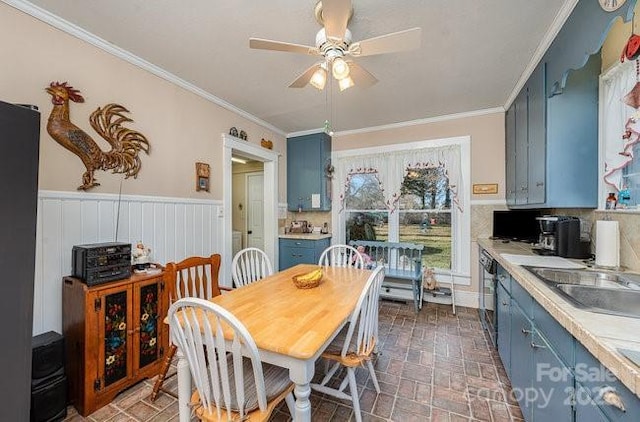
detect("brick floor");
top-left (65, 301), bottom-right (522, 421)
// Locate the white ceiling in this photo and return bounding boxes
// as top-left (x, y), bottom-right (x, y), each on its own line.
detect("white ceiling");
top-left (24, 0), bottom-right (569, 134)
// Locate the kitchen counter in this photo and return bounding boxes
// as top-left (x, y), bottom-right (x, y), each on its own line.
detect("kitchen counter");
top-left (279, 233), bottom-right (332, 240)
top-left (478, 238), bottom-right (640, 399)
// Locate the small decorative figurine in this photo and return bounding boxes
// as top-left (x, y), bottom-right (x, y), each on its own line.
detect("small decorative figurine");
top-left (618, 186), bottom-right (631, 208)
top-left (132, 241), bottom-right (152, 270)
top-left (239, 130), bottom-right (248, 140)
top-left (423, 267), bottom-right (438, 291)
top-left (229, 127), bottom-right (238, 137)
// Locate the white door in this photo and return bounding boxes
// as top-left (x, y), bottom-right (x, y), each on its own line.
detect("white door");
top-left (246, 172), bottom-right (264, 250)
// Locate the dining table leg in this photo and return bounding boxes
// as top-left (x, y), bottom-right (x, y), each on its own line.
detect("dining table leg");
top-left (176, 348), bottom-right (192, 422)
top-left (290, 360), bottom-right (315, 422)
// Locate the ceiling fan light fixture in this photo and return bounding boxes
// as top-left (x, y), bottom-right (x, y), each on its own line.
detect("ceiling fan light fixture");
top-left (338, 76), bottom-right (354, 91)
top-left (332, 57), bottom-right (350, 80)
top-left (310, 66), bottom-right (327, 90)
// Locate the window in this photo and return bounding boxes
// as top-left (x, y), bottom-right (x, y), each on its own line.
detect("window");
top-left (600, 60), bottom-right (640, 209)
top-left (398, 167), bottom-right (452, 269)
top-left (333, 137), bottom-right (470, 278)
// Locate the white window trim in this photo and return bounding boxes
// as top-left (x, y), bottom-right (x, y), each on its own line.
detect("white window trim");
top-left (331, 136), bottom-right (471, 285)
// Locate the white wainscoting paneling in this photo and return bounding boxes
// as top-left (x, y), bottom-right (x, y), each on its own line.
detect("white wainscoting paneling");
top-left (33, 190), bottom-right (223, 335)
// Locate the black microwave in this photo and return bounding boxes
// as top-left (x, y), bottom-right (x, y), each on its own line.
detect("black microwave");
top-left (492, 210), bottom-right (541, 242)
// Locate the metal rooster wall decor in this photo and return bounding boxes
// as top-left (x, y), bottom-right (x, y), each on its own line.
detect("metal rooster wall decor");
top-left (45, 82), bottom-right (150, 190)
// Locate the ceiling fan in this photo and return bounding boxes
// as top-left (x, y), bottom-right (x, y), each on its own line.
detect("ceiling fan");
top-left (249, 0), bottom-right (421, 91)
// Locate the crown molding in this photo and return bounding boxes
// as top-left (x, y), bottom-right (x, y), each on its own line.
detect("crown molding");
top-left (322, 107), bottom-right (504, 138)
top-left (3, 0), bottom-right (287, 137)
top-left (503, 0), bottom-right (579, 110)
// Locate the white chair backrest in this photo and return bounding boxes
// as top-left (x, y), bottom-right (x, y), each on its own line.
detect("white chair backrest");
top-left (168, 297), bottom-right (268, 418)
top-left (319, 244), bottom-right (364, 269)
top-left (231, 248), bottom-right (273, 287)
top-left (341, 266), bottom-right (385, 357)
top-left (172, 255), bottom-right (221, 301)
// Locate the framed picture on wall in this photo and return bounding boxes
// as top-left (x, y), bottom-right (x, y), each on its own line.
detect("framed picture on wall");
top-left (196, 162), bottom-right (210, 192)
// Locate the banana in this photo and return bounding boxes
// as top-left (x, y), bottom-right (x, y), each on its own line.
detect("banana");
top-left (297, 268), bottom-right (323, 282)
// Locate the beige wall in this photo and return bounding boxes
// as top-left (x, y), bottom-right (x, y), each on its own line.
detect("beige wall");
top-left (333, 112), bottom-right (506, 201)
top-left (0, 4), bottom-right (286, 201)
top-left (601, 2), bottom-right (640, 72)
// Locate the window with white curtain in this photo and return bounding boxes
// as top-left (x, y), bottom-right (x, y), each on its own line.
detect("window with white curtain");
top-left (332, 137), bottom-right (470, 278)
top-left (600, 59), bottom-right (640, 208)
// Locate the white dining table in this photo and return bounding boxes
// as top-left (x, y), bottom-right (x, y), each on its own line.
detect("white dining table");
top-left (174, 263), bottom-right (371, 422)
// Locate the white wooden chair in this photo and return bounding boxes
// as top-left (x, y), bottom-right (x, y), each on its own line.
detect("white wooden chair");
top-left (318, 244), bottom-right (364, 269)
top-left (231, 247), bottom-right (273, 287)
top-left (168, 297), bottom-right (295, 421)
top-left (311, 266), bottom-right (385, 422)
top-left (151, 254), bottom-right (230, 401)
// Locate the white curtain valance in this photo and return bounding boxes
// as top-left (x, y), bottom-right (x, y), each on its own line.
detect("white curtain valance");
top-left (335, 144), bottom-right (463, 213)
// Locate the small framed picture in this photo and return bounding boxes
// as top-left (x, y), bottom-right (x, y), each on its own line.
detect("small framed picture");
top-left (196, 162), bottom-right (210, 192)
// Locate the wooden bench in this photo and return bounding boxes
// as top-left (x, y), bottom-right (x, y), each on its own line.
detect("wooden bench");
top-left (349, 240), bottom-right (424, 312)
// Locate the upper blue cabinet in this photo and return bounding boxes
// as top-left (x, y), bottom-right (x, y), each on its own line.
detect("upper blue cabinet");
top-left (506, 0), bottom-right (637, 209)
top-left (286, 132), bottom-right (332, 211)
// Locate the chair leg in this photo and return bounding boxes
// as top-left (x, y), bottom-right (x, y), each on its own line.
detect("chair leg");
top-left (346, 368), bottom-right (362, 422)
top-left (150, 343), bottom-right (177, 401)
top-left (366, 360), bottom-right (381, 393)
top-left (285, 392), bottom-right (296, 417)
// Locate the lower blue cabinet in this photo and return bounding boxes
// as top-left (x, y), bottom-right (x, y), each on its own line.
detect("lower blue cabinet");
top-left (279, 237), bottom-right (330, 270)
top-left (575, 384), bottom-right (610, 422)
top-left (495, 263), bottom-right (640, 422)
top-left (531, 331), bottom-right (574, 421)
top-left (496, 283), bottom-right (511, 378)
top-left (510, 302), bottom-right (534, 420)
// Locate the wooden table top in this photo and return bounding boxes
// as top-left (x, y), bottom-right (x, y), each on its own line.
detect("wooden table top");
top-left (211, 264), bottom-right (371, 360)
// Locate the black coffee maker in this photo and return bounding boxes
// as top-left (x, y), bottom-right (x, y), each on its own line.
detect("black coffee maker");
top-left (534, 216), bottom-right (590, 258)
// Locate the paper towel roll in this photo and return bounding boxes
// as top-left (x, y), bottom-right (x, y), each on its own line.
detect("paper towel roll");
top-left (595, 220), bottom-right (620, 268)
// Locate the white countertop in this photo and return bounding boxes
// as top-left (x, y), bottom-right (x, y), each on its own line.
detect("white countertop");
top-left (478, 238), bottom-right (640, 398)
top-left (279, 233), bottom-right (332, 240)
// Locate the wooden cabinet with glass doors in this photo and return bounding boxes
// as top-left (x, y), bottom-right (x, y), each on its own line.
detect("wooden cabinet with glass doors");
top-left (63, 271), bottom-right (168, 416)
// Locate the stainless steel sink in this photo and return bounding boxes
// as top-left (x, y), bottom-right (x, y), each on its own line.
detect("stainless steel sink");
top-left (555, 285), bottom-right (640, 319)
top-left (523, 266), bottom-right (640, 318)
top-left (525, 267), bottom-right (640, 290)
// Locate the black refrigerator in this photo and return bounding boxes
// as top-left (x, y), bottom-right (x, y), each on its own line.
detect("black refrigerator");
top-left (0, 101), bottom-right (40, 421)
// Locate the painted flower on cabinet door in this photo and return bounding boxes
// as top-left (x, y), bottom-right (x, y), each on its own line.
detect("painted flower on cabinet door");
top-left (139, 284), bottom-right (159, 368)
top-left (104, 291), bottom-right (128, 386)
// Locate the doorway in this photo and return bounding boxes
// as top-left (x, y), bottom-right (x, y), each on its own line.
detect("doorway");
top-left (223, 134), bottom-right (279, 287)
top-left (246, 172), bottom-right (264, 249)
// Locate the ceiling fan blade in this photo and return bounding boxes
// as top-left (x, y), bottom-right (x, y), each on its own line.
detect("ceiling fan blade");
top-left (321, 0), bottom-right (352, 40)
top-left (347, 61), bottom-right (378, 87)
top-left (288, 63), bottom-right (323, 88)
top-left (348, 27), bottom-right (422, 57)
top-left (249, 38), bottom-right (319, 55)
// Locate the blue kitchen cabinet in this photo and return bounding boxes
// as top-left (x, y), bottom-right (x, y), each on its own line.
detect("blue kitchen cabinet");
top-left (287, 133), bottom-right (331, 211)
top-left (531, 330), bottom-right (574, 422)
top-left (574, 342), bottom-right (640, 422)
top-left (574, 385), bottom-right (609, 422)
top-left (505, 103), bottom-right (516, 207)
top-left (507, 55), bottom-right (600, 209)
top-left (509, 62), bottom-right (546, 207)
top-left (494, 262), bottom-right (640, 422)
top-left (509, 301), bottom-right (534, 420)
top-left (279, 237), bottom-right (330, 270)
top-left (505, 0), bottom-right (630, 209)
top-left (496, 282), bottom-right (511, 378)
